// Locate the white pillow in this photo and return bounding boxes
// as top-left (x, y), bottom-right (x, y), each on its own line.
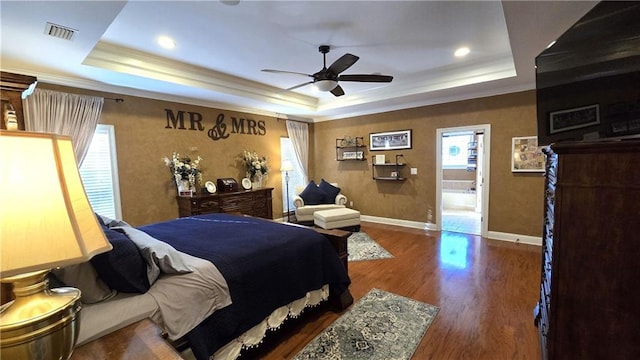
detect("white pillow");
top-left (97, 214), bottom-right (132, 228)
top-left (52, 262), bottom-right (117, 304)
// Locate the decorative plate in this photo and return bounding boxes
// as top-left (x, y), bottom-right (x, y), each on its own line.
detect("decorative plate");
top-left (241, 178), bottom-right (252, 190)
top-left (205, 181), bottom-right (216, 193)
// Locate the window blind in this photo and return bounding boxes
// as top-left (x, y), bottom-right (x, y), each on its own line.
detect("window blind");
top-left (79, 124), bottom-right (122, 219)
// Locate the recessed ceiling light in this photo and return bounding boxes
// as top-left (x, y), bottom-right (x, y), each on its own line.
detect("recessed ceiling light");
top-left (454, 47), bottom-right (470, 58)
top-left (157, 36), bottom-right (176, 49)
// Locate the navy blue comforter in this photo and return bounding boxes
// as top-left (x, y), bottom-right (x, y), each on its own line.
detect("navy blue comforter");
top-left (139, 213), bottom-right (350, 360)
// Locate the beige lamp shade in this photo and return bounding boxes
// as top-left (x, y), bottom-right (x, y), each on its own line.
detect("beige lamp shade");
top-left (0, 130), bottom-right (112, 278)
top-left (280, 160), bottom-right (294, 172)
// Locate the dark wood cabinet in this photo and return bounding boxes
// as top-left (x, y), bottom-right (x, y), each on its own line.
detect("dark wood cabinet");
top-left (1, 71), bottom-right (37, 131)
top-left (534, 140), bottom-right (640, 359)
top-left (177, 188), bottom-right (273, 219)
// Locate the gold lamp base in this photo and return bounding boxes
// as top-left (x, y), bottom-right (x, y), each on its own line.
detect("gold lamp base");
top-left (0, 269), bottom-right (82, 360)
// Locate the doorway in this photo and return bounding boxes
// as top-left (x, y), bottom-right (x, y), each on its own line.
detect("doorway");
top-left (435, 124), bottom-right (490, 236)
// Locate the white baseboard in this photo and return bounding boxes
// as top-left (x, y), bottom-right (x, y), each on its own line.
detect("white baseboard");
top-left (486, 231), bottom-right (542, 246)
top-left (360, 215), bottom-right (428, 230)
top-left (360, 215), bottom-right (542, 246)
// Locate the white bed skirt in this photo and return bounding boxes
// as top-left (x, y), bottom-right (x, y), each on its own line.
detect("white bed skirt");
top-left (212, 284), bottom-right (330, 360)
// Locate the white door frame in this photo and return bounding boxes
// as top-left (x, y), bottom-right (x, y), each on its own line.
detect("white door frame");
top-left (435, 124), bottom-right (491, 236)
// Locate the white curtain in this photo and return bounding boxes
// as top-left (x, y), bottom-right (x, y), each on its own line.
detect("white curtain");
top-left (286, 120), bottom-right (309, 184)
top-left (23, 89), bottom-right (104, 164)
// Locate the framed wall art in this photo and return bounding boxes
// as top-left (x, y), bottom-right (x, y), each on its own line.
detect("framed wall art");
top-left (369, 129), bottom-right (412, 151)
top-left (511, 136), bottom-right (545, 172)
top-left (342, 151), bottom-right (364, 160)
top-left (549, 104), bottom-right (600, 134)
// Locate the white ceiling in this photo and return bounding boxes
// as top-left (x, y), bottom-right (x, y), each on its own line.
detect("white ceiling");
top-left (0, 1), bottom-right (597, 122)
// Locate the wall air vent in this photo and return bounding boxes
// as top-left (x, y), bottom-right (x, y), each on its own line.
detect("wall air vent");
top-left (44, 22), bottom-right (77, 41)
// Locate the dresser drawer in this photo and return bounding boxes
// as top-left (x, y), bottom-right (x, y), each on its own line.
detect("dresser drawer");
top-left (194, 199), bottom-right (219, 212)
top-left (221, 196), bottom-right (254, 213)
top-left (177, 188), bottom-right (273, 219)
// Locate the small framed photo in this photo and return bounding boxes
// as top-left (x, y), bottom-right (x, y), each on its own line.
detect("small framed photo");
top-left (342, 151), bottom-right (357, 159)
top-left (549, 104), bottom-right (600, 134)
top-left (179, 190), bottom-right (194, 197)
top-left (370, 129), bottom-right (412, 151)
top-left (511, 136), bottom-right (545, 172)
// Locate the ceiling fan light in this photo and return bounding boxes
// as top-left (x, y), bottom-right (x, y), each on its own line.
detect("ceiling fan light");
top-left (454, 46), bottom-right (470, 57)
top-left (315, 79), bottom-right (338, 91)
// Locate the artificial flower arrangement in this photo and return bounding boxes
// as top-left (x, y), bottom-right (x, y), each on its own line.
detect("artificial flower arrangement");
top-left (242, 149), bottom-right (268, 181)
top-left (163, 152), bottom-right (203, 191)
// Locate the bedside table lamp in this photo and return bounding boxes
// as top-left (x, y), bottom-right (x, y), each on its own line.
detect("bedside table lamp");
top-left (280, 160), bottom-right (294, 222)
top-left (0, 130), bottom-right (112, 360)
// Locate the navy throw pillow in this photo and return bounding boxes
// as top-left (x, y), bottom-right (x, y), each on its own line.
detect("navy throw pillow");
top-left (319, 179), bottom-right (341, 204)
top-left (90, 226), bottom-right (150, 294)
top-left (299, 180), bottom-right (328, 205)
top-left (95, 213), bottom-right (106, 226)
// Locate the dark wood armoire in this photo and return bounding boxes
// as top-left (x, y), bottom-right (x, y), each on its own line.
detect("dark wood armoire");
top-left (534, 139), bottom-right (640, 359)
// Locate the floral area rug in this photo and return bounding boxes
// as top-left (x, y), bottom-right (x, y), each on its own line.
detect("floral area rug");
top-left (348, 232), bottom-right (393, 262)
top-left (293, 288), bottom-right (439, 360)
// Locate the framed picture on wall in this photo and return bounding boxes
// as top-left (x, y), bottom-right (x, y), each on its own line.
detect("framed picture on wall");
top-left (511, 136), bottom-right (545, 172)
top-left (342, 151), bottom-right (358, 159)
top-left (549, 104), bottom-right (600, 134)
top-left (370, 129), bottom-right (412, 151)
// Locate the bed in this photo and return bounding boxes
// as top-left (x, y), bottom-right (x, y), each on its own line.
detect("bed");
top-left (65, 213), bottom-right (351, 360)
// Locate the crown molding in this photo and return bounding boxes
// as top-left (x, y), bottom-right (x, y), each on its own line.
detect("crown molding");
top-left (83, 41), bottom-right (319, 111)
top-left (4, 67), bottom-right (287, 119)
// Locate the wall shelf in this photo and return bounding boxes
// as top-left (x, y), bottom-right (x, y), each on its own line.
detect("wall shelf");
top-left (467, 141), bottom-right (478, 171)
top-left (336, 136), bottom-right (365, 161)
top-left (372, 154), bottom-right (407, 180)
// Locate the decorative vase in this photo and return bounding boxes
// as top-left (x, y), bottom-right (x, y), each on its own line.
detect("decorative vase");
top-left (252, 175), bottom-right (263, 189)
top-left (176, 179), bottom-right (193, 196)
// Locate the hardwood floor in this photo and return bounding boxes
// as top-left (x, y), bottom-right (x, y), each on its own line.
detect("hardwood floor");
top-left (245, 221), bottom-right (542, 359)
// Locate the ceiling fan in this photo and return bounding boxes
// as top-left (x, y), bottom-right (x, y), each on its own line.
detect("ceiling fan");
top-left (262, 45), bottom-right (393, 97)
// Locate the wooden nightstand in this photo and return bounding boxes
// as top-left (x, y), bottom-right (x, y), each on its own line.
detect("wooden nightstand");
top-left (71, 319), bottom-right (182, 360)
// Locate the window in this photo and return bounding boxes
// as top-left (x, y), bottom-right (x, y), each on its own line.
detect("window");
top-left (442, 133), bottom-right (474, 169)
top-left (280, 137), bottom-right (305, 219)
top-left (79, 124), bottom-right (122, 219)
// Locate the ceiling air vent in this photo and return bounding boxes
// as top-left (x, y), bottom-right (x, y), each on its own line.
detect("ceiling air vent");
top-left (44, 22), bottom-right (77, 41)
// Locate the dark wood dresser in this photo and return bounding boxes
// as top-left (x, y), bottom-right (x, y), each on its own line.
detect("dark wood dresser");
top-left (534, 140), bottom-right (640, 359)
top-left (176, 188), bottom-right (273, 219)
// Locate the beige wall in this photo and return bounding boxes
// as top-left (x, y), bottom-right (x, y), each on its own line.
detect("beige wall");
top-left (42, 83), bottom-right (543, 237)
top-left (311, 90), bottom-right (544, 237)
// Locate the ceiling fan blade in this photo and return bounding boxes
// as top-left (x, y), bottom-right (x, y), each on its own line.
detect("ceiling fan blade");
top-left (286, 81), bottom-right (314, 91)
top-left (262, 69), bottom-right (313, 78)
top-left (330, 85), bottom-right (345, 97)
top-left (338, 74), bottom-right (394, 83)
top-left (327, 54), bottom-right (359, 75)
